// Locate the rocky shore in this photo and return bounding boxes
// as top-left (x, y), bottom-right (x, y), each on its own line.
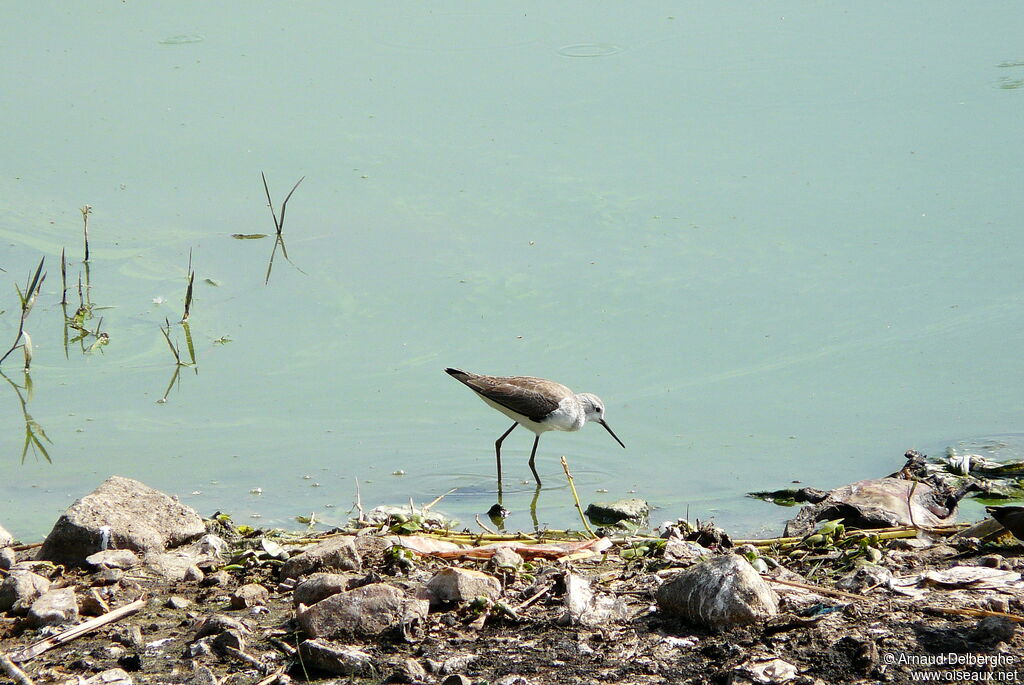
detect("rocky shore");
top-left (1, 463), bottom-right (1022, 685)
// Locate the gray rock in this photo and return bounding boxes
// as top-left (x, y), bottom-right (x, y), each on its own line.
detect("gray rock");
top-left (293, 572), bottom-right (353, 607)
top-left (441, 676), bottom-right (472, 685)
top-left (972, 616), bottom-right (1016, 645)
top-left (663, 538), bottom-right (712, 565)
top-left (38, 476), bottom-right (206, 566)
top-left (193, 613), bottom-right (249, 639)
top-left (391, 657), bottom-right (429, 684)
top-left (560, 572), bottom-right (630, 626)
top-left (656, 554), bottom-right (779, 630)
top-left (191, 663), bottom-right (220, 685)
top-left (494, 677), bottom-right (533, 685)
top-left (143, 552), bottom-right (203, 582)
top-left (0, 547), bottom-right (16, 569)
top-left (28, 587), bottom-right (79, 627)
top-left (585, 498), bottom-right (649, 524)
top-left (200, 570), bottom-right (232, 587)
top-left (212, 628), bottom-right (245, 654)
top-left (86, 549), bottom-right (141, 570)
top-left (280, 536), bottom-right (361, 579)
top-left (0, 570), bottom-right (52, 615)
top-left (80, 669), bottom-right (134, 685)
top-left (489, 547), bottom-right (524, 571)
top-left (81, 588), bottom-right (111, 616)
top-left (166, 595), bottom-right (191, 610)
top-left (426, 567), bottom-right (501, 604)
top-left (297, 583), bottom-right (428, 640)
top-left (230, 583), bottom-right (270, 609)
top-left (298, 639), bottom-right (375, 676)
top-left (0, 523), bottom-right (13, 547)
top-left (438, 655), bottom-right (479, 676)
top-left (837, 565), bottom-right (894, 594)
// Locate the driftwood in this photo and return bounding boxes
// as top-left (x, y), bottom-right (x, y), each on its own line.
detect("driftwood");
top-left (10, 597), bottom-right (146, 663)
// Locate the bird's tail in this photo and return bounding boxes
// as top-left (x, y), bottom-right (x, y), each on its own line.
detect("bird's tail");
top-left (445, 367), bottom-right (471, 382)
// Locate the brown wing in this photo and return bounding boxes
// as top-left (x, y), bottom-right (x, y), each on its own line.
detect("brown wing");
top-left (446, 368), bottom-right (569, 422)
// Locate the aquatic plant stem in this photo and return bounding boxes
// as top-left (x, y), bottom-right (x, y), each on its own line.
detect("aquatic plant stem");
top-left (561, 455), bottom-right (596, 538)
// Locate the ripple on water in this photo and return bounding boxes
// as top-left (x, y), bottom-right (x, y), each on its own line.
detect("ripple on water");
top-left (557, 43), bottom-right (622, 58)
top-left (159, 34), bottom-right (204, 45)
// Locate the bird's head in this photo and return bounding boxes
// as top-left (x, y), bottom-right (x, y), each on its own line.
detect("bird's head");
top-left (579, 393), bottom-right (625, 448)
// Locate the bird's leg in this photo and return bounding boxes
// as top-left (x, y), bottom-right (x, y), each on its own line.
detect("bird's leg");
top-left (530, 482), bottom-right (541, 530)
top-left (528, 435), bottom-right (542, 486)
top-left (495, 422), bottom-right (518, 487)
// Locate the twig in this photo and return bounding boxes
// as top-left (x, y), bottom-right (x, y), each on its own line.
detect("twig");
top-left (0, 654), bottom-right (34, 685)
top-left (560, 456), bottom-right (596, 538)
top-left (907, 479), bottom-right (919, 529)
top-left (255, 670), bottom-right (288, 685)
top-left (223, 645), bottom-right (269, 673)
top-left (766, 576), bottom-right (866, 602)
top-left (10, 597), bottom-right (146, 662)
top-left (475, 514), bottom-right (499, 535)
top-left (423, 488), bottom-right (457, 512)
top-left (516, 582), bottom-right (554, 610)
top-left (80, 205), bottom-right (91, 262)
top-left (923, 606), bottom-right (1024, 623)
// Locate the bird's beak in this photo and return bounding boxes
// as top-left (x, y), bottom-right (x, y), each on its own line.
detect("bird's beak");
top-left (598, 419), bottom-right (625, 448)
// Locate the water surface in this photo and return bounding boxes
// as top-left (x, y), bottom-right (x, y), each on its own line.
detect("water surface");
top-left (1, 3), bottom-right (1023, 540)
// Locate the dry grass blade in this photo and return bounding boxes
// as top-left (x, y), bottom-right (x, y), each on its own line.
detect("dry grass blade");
top-left (60, 247), bottom-right (67, 306)
top-left (261, 171), bottom-right (281, 234)
top-left (277, 175), bottom-right (305, 232)
top-left (160, 318), bottom-right (181, 364)
top-left (182, 249), bottom-right (195, 322)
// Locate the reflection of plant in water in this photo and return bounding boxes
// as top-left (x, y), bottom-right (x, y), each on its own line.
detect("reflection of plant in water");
top-left (260, 172), bottom-right (306, 284)
top-left (61, 251), bottom-right (110, 357)
top-left (158, 319), bottom-right (197, 403)
top-left (0, 257), bottom-right (45, 370)
top-left (0, 370), bottom-right (52, 463)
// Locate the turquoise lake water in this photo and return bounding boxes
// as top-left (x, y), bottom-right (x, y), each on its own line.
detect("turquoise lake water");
top-left (1, 3), bottom-right (1023, 540)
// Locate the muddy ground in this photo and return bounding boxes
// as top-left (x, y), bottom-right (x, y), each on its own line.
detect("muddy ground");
top-left (1, 519), bottom-right (1022, 685)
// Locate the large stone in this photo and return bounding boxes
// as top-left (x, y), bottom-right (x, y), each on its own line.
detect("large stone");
top-left (280, 536), bottom-right (361, 579)
top-left (230, 583), bottom-right (270, 609)
top-left (299, 639), bottom-right (375, 676)
top-left (0, 523), bottom-right (14, 547)
top-left (426, 567), bottom-right (501, 604)
top-left (656, 554), bottom-right (778, 630)
top-left (0, 570), bottom-right (51, 615)
top-left (297, 583), bottom-right (428, 640)
top-left (293, 572), bottom-right (353, 607)
top-left (38, 476), bottom-right (205, 567)
top-left (28, 587), bottom-right (79, 627)
top-left (585, 498), bottom-right (650, 524)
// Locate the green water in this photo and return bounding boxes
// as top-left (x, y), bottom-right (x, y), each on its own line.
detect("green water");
top-left (1, 3), bottom-right (1022, 540)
